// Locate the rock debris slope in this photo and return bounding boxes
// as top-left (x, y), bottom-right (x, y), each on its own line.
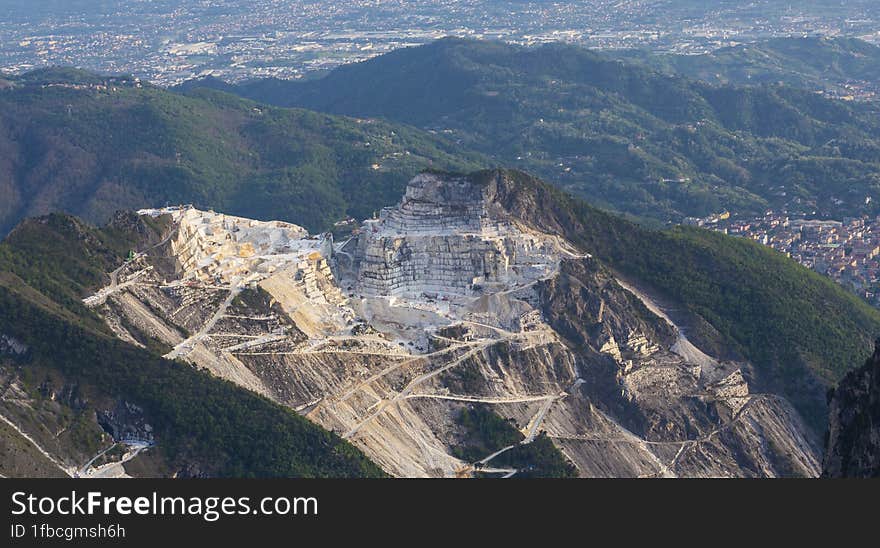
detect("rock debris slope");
top-left (84, 170), bottom-right (820, 477)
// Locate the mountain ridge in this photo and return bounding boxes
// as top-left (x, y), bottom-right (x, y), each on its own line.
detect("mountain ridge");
top-left (613, 36), bottom-right (880, 98)
top-left (88, 168), bottom-right (822, 476)
top-left (205, 37), bottom-right (880, 223)
top-left (0, 69), bottom-right (487, 236)
top-left (6, 167), bottom-right (877, 476)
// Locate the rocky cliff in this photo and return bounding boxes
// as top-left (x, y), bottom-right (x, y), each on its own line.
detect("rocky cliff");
top-left (80, 170), bottom-right (821, 477)
top-left (823, 339), bottom-right (880, 477)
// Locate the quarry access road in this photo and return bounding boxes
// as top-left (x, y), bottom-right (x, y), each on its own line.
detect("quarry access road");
top-left (478, 444), bottom-right (517, 466)
top-left (545, 393), bottom-right (772, 477)
top-left (331, 341), bottom-right (482, 405)
top-left (219, 333), bottom-right (288, 353)
top-left (165, 287), bottom-right (242, 360)
top-left (342, 320), bottom-right (572, 447)
top-left (478, 467), bottom-right (518, 477)
top-left (458, 319), bottom-right (557, 347)
top-left (342, 342), bottom-right (492, 439)
top-left (84, 443), bottom-right (151, 478)
top-left (82, 266), bottom-right (153, 308)
top-left (519, 377), bottom-right (583, 444)
top-left (79, 442), bottom-right (152, 479)
top-left (549, 397), bottom-right (758, 448)
top-left (0, 412), bottom-right (72, 477)
top-left (523, 397), bottom-right (556, 443)
top-left (404, 393), bottom-right (556, 404)
top-left (475, 377), bottom-right (584, 472)
top-left (83, 228), bottom-right (177, 308)
top-left (591, 406), bottom-right (678, 478)
top-left (78, 443), bottom-right (119, 476)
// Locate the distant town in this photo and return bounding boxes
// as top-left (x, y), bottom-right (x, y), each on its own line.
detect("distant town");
top-left (3, 0), bottom-right (879, 87)
top-left (690, 211), bottom-right (880, 307)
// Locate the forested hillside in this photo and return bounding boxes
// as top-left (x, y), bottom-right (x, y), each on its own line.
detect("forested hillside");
top-left (222, 38), bottom-right (880, 223)
top-left (0, 68), bottom-right (485, 235)
top-left (614, 36), bottom-right (880, 96)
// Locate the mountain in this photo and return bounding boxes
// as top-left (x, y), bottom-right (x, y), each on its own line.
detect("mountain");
top-left (0, 69), bottom-right (486, 236)
top-left (9, 168), bottom-right (880, 477)
top-left (823, 338), bottom-right (880, 477)
top-left (0, 211), bottom-right (385, 478)
top-left (214, 38), bottom-right (880, 223)
top-left (614, 37), bottom-right (880, 97)
top-left (463, 169), bottom-right (880, 432)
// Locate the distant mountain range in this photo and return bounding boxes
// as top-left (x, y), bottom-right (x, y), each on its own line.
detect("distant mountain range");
top-left (613, 37), bottom-right (880, 97)
top-left (187, 37), bottom-right (880, 223)
top-left (4, 38), bottom-right (880, 237)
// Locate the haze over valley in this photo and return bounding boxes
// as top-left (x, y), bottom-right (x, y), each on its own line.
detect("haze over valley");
top-left (4, 1), bottom-right (880, 85)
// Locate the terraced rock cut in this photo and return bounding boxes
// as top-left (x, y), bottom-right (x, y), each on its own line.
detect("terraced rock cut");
top-left (82, 171), bottom-right (821, 477)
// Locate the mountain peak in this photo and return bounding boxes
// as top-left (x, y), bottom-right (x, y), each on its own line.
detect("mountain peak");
top-left (54, 170), bottom-right (822, 477)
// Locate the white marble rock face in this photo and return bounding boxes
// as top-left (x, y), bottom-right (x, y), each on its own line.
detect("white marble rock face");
top-left (75, 172), bottom-right (822, 479)
top-left (353, 173), bottom-right (563, 297)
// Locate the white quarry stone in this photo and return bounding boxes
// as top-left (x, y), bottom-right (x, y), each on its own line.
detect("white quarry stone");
top-left (351, 172), bottom-right (571, 299)
top-left (78, 174), bottom-right (819, 479)
top-left (599, 335), bottom-right (623, 362)
top-left (139, 206), bottom-right (332, 288)
top-left (710, 369), bottom-right (752, 414)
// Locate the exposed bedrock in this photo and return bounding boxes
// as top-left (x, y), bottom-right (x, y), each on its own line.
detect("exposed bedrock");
top-left (82, 171), bottom-right (821, 477)
top-left (352, 173), bottom-right (568, 297)
top-left (823, 339), bottom-right (880, 477)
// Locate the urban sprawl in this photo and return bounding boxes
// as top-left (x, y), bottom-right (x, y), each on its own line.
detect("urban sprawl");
top-left (691, 212), bottom-right (880, 307)
top-left (3, 0), bottom-right (880, 86)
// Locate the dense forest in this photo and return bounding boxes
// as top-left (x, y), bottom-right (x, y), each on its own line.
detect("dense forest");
top-left (216, 38), bottom-right (880, 223)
